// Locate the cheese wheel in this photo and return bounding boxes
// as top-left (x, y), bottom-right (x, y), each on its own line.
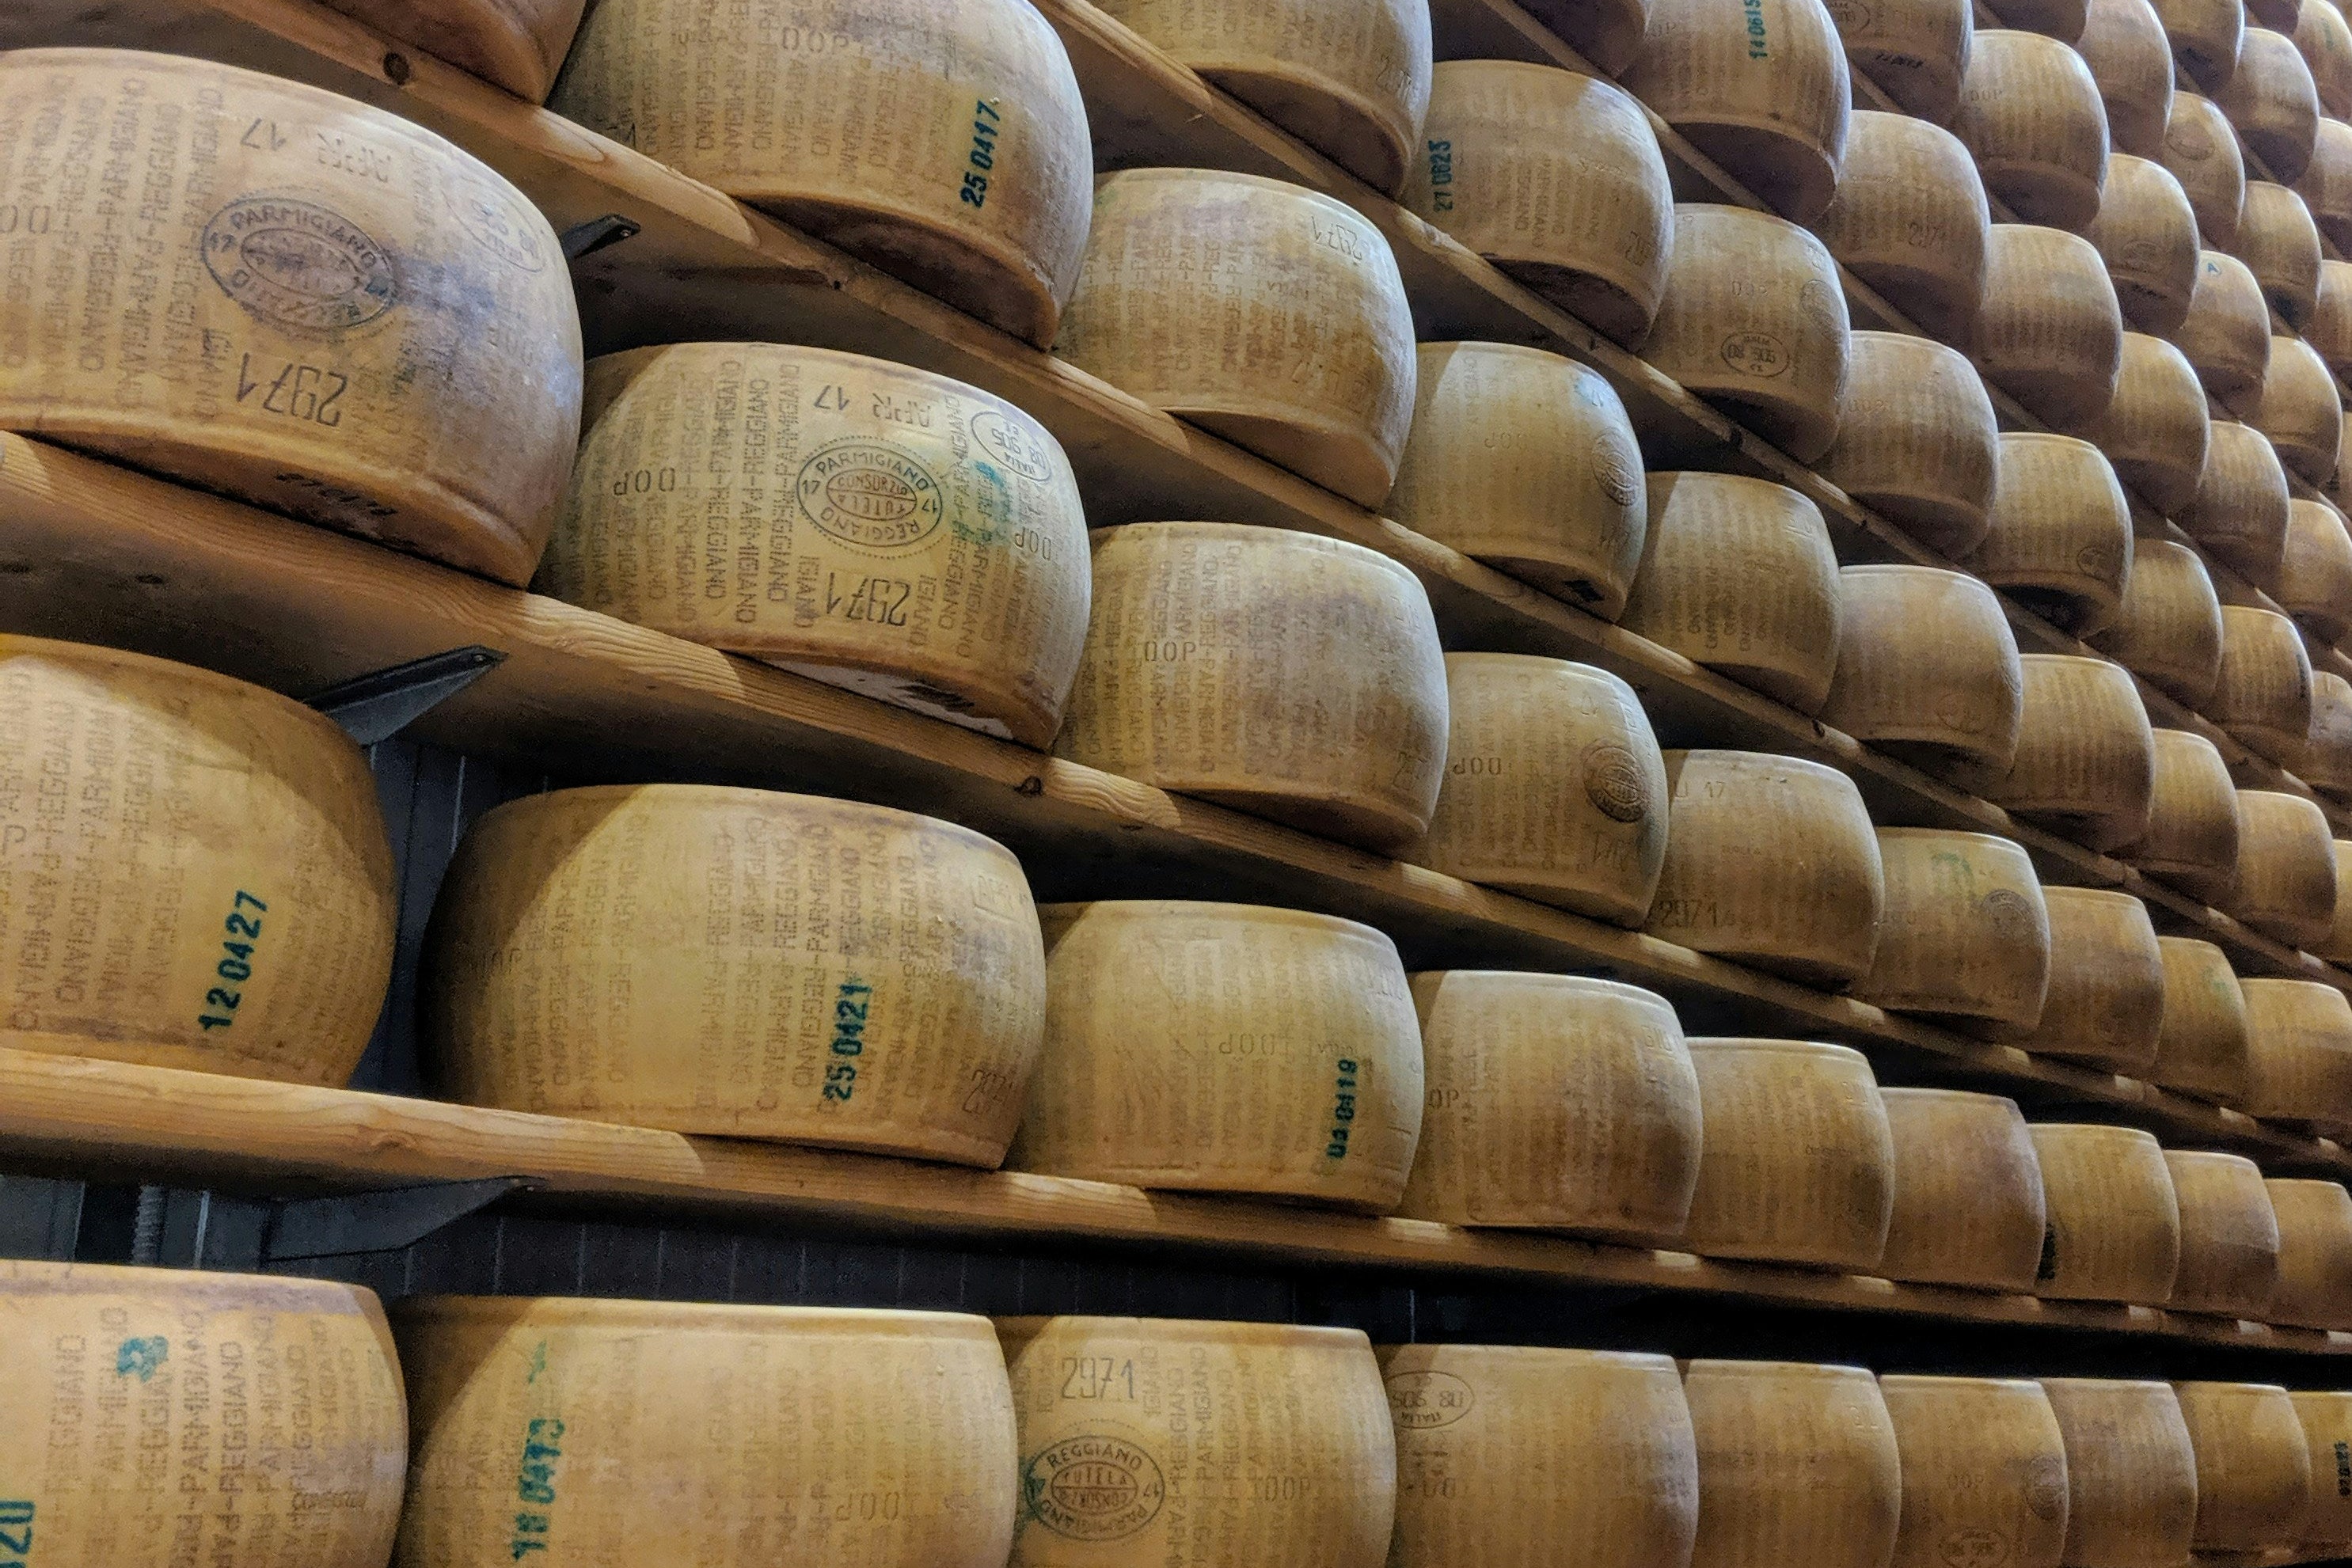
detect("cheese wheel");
top-left (1007, 901), bottom-right (1424, 1210)
top-left (0, 48), bottom-right (581, 586)
top-left (424, 784), bottom-right (1046, 1164)
top-left (2181, 417), bottom-right (2293, 577)
top-left (2213, 604), bottom-right (2317, 766)
top-left (2091, 539), bottom-right (2224, 704)
top-left (1680, 1038), bottom-right (1894, 1270)
top-left (1878, 1376), bottom-right (2071, 1568)
top-left (2120, 729), bottom-right (2242, 902)
top-left (538, 343), bottom-right (1092, 747)
top-left (2259, 335), bottom-right (2344, 486)
top-left (1682, 1361), bottom-right (1902, 1568)
top-left (2157, 0), bottom-right (2249, 92)
top-left (2086, 156), bottom-right (2203, 332)
top-left (1814, 116), bottom-right (1990, 349)
top-left (2220, 28), bottom-right (2324, 179)
top-left (2039, 1380), bottom-right (2199, 1568)
top-left (2028, 1122), bottom-right (2182, 1304)
top-left (2164, 1149), bottom-right (2282, 1317)
top-left (1092, 0), bottom-right (1431, 196)
top-left (1405, 64), bottom-right (1672, 343)
top-left (2267, 1178), bottom-right (2352, 1327)
top-left (2240, 180), bottom-right (2324, 326)
top-left (2178, 252), bottom-right (2274, 407)
top-left (2244, 0), bottom-right (2295, 32)
top-left (1381, 1346), bottom-right (1698, 1568)
top-left (2241, 976), bottom-right (2352, 1130)
top-left (1644, 205), bottom-right (1852, 461)
top-left (1975, 225), bottom-right (2125, 430)
top-left (1856, 830), bottom-right (2050, 1031)
top-left (1818, 331), bottom-right (2000, 555)
top-left (2162, 92), bottom-right (2248, 245)
top-left (2331, 412), bottom-right (2352, 510)
top-left (2297, 116), bottom-right (2352, 249)
top-left (1954, 30), bottom-right (2114, 230)
top-left (1387, 342), bottom-right (1648, 617)
top-left (1054, 522), bottom-right (1450, 854)
top-left (2297, 0), bottom-right (2352, 113)
top-left (1001, 1316), bottom-right (1394, 1568)
top-left (0, 1262), bottom-right (405, 1568)
top-left (2230, 790), bottom-right (2338, 945)
top-left (1876, 1088), bottom-right (2049, 1290)
top-left (1621, 473), bottom-right (1842, 713)
top-left (1410, 655), bottom-right (1670, 925)
top-left (2276, 498), bottom-right (2352, 640)
top-left (2307, 678), bottom-right (2352, 798)
top-left (2173, 1383), bottom-right (2313, 1551)
top-left (1645, 750), bottom-right (1887, 987)
top-left (2291, 1393), bottom-right (2352, 1543)
top-left (1521, 0), bottom-right (1657, 74)
top-left (2079, 336), bottom-right (2211, 517)
top-left (1820, 567), bottom-right (2023, 773)
top-left (318, 0), bottom-right (584, 99)
top-left (1997, 887), bottom-right (2166, 1069)
top-left (1986, 654), bottom-right (2156, 852)
top-left (394, 1297), bottom-right (1017, 1568)
top-left (2312, 257), bottom-right (2352, 374)
top-left (549, 0), bottom-right (1089, 347)
top-left (0, 637), bottom-right (394, 1084)
top-left (2149, 934), bottom-right (2253, 1099)
top-left (2327, 838), bottom-right (2352, 958)
top-left (1826, 0), bottom-right (1975, 122)
top-left (1056, 170), bottom-right (1415, 507)
top-left (2080, 0), bottom-right (2180, 155)
top-left (1966, 432), bottom-right (2134, 636)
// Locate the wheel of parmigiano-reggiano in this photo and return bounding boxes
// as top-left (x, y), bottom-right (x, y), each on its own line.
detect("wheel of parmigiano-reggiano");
top-left (1381, 1345), bottom-right (1699, 1568)
top-left (2325, 840), bottom-right (2352, 959)
top-left (1387, 343), bottom-right (1648, 618)
top-left (1405, 65), bottom-right (1672, 344)
top-left (2162, 92), bottom-right (2248, 245)
top-left (1818, 332), bottom-right (1999, 556)
top-left (2163, 1149), bottom-right (2282, 1317)
top-left (2029, 1122), bottom-right (2183, 1304)
top-left (2241, 180), bottom-right (2325, 325)
top-left (1976, 225), bottom-right (2126, 429)
top-left (1007, 902), bottom-right (1423, 1210)
top-left (2183, 418), bottom-right (2293, 576)
top-left (0, 638), bottom-right (394, 1084)
top-left (0, 49), bottom-right (582, 586)
top-left (1877, 1088), bottom-right (2049, 1290)
top-left (1856, 830), bottom-right (2050, 1031)
top-left (1680, 1038), bottom-right (1894, 1270)
top-left (1966, 433), bottom-right (2134, 636)
top-left (2292, 1393), bottom-right (2352, 1546)
top-left (1522, 0), bottom-right (1658, 74)
top-left (2150, 935), bottom-right (2252, 1099)
top-left (2298, 116), bottom-right (2352, 249)
top-left (537, 344), bottom-right (1091, 746)
top-left (549, 0), bottom-right (1090, 347)
top-left (2087, 157), bottom-right (2203, 332)
top-left (1814, 116), bottom-right (1991, 346)
top-left (2158, 0), bottom-right (2249, 91)
top-left (2312, 258), bottom-right (2352, 373)
top-left (2080, 336), bottom-right (2211, 517)
top-left (1826, 0), bottom-right (1974, 123)
top-left (1878, 1377), bottom-right (2070, 1568)
top-left (1997, 887), bottom-right (2166, 1069)
top-left (2213, 605), bottom-right (2317, 766)
top-left (2174, 1383), bottom-right (2314, 1552)
top-left (1409, 655), bottom-right (1670, 925)
top-left (2091, 538), bottom-right (2224, 709)
top-left (2121, 729), bottom-right (2242, 901)
top-left (1621, 473), bottom-right (1842, 713)
top-left (1002, 1316), bottom-right (1395, 1568)
top-left (2241, 976), bottom-right (2352, 1131)
top-left (2259, 334), bottom-right (2344, 484)
top-left (1644, 751), bottom-right (1887, 987)
top-left (1683, 1361), bottom-right (1902, 1568)
top-left (1400, 972), bottom-right (1700, 1240)
top-left (2267, 1178), bottom-right (2352, 1327)
top-left (2040, 1380), bottom-right (2200, 1568)
top-left (1820, 568), bottom-right (2023, 776)
top-left (2297, 0), bottom-right (2352, 112)
top-left (2277, 499), bottom-right (2352, 639)
top-left (1954, 30), bottom-right (2114, 230)
top-left (319, 0), bottom-right (584, 100)
top-left (2221, 28), bottom-right (2325, 178)
top-left (1644, 207), bottom-right (1852, 461)
top-left (1055, 522), bottom-right (1449, 853)
top-left (423, 785), bottom-right (1045, 1164)
top-left (1987, 655), bottom-right (2156, 852)
top-left (1, 1262), bottom-right (405, 1568)
top-left (2229, 791), bottom-right (2338, 946)
top-left (2309, 681), bottom-right (2352, 799)
top-left (395, 1297), bottom-right (1016, 1567)
top-left (2080, 0), bottom-right (2180, 155)
top-left (2179, 252), bottom-right (2275, 407)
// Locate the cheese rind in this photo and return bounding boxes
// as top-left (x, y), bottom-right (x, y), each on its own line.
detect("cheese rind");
top-left (1877, 1088), bottom-right (2047, 1291)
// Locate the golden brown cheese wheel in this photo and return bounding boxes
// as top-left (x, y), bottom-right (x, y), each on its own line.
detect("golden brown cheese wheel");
top-left (1876, 1088), bottom-right (2049, 1290)
top-left (1812, 115), bottom-right (1990, 346)
top-left (2290, 1392), bottom-right (2352, 1543)
top-left (2244, 0), bottom-right (2295, 32)
top-left (2297, 0), bottom-right (2352, 112)
top-left (2267, 1177), bottom-right (2352, 1327)
top-left (2178, 250), bottom-right (2275, 406)
top-left (0, 49), bottom-right (581, 586)
top-left (1522, 0), bottom-right (1657, 74)
top-left (2086, 156), bottom-right (2203, 333)
top-left (1056, 169), bottom-right (1415, 507)
top-left (1826, 0), bottom-right (1974, 122)
top-left (2312, 256), bottom-right (2352, 373)
top-left (1820, 567), bottom-right (2023, 773)
top-left (2181, 417), bottom-right (2293, 577)
top-left (1644, 750), bottom-right (1887, 987)
top-left (2120, 729), bottom-right (2242, 902)
top-left (2297, 115), bottom-right (2352, 249)
top-left (2149, 935), bottom-right (2253, 1099)
top-left (2240, 180), bottom-right (2325, 326)
top-left (2091, 538), bottom-right (2224, 704)
top-left (2039, 1380), bottom-right (2199, 1568)
top-left (1856, 830), bottom-right (2050, 1031)
top-left (2080, 0), bottom-right (2180, 156)
top-left (1997, 887), bottom-right (2166, 1069)
top-left (1644, 205), bottom-right (1852, 461)
top-left (1410, 655), bottom-right (1670, 925)
top-left (1405, 63), bottom-right (1672, 343)
top-left (2172, 1383), bottom-right (2314, 1551)
top-left (2241, 975), bottom-right (2352, 1130)
top-left (2028, 1123), bottom-right (2183, 1304)
top-left (2162, 91), bottom-right (2249, 245)
top-left (2157, 0), bottom-right (2249, 93)
top-left (2231, 790), bottom-right (2339, 945)
top-left (1879, 1376), bottom-right (2070, 1568)
top-left (319, 0), bottom-right (585, 99)
top-left (2259, 333), bottom-right (2345, 484)
top-left (1388, 342), bottom-right (1648, 617)
top-left (1008, 901), bottom-right (1424, 1210)
top-left (1954, 30), bottom-right (2114, 230)
top-left (1680, 1038), bottom-right (1894, 1270)
top-left (1400, 972), bottom-right (1700, 1240)
top-left (1, 1262), bottom-right (405, 1568)
top-left (1620, 472), bottom-right (1843, 714)
top-left (395, 1297), bottom-right (1016, 1568)
top-left (2079, 335), bottom-right (2212, 517)
top-left (2213, 604), bottom-right (2317, 765)
top-left (2277, 498), bottom-right (2352, 640)
top-left (1381, 1345), bottom-right (1699, 1568)
top-left (424, 784), bottom-right (1046, 1165)
top-left (1966, 433), bottom-right (2134, 636)
top-left (2308, 679), bottom-right (2352, 799)
top-left (1818, 331), bottom-right (1999, 555)
top-left (1986, 654), bottom-right (2157, 852)
top-left (1055, 522), bottom-right (1450, 853)
top-left (1975, 225), bottom-right (2126, 430)
top-left (1001, 1316), bottom-right (1394, 1568)
top-left (1683, 1361), bottom-right (1902, 1568)
top-left (2164, 1149), bottom-right (2282, 1317)
top-left (550, 0), bottom-right (1089, 347)
top-left (2326, 838), bottom-right (2352, 955)
top-left (538, 343), bottom-right (1092, 747)
top-left (0, 637), bottom-right (393, 1085)
top-left (2220, 26), bottom-right (2325, 179)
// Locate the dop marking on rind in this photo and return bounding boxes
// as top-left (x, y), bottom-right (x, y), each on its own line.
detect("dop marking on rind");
top-left (1385, 1369), bottom-right (1477, 1429)
top-left (202, 194), bottom-right (399, 332)
top-left (444, 181), bottom-right (549, 273)
top-left (794, 439), bottom-right (948, 552)
top-left (1719, 331), bottom-right (1792, 378)
top-left (970, 408), bottom-right (1055, 483)
top-left (1022, 1433), bottom-right (1168, 1540)
top-left (1582, 741), bottom-right (1652, 822)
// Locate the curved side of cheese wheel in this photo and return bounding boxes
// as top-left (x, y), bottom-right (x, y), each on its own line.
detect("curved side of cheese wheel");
top-left (2085, 157), bottom-right (2200, 333)
top-left (2147, 935), bottom-right (2251, 1102)
top-left (1975, 224), bottom-right (2125, 431)
top-left (2240, 978), bottom-right (2352, 1135)
top-left (2230, 792), bottom-right (2338, 949)
top-left (1988, 887), bottom-right (2163, 1071)
top-left (2121, 730), bottom-right (2241, 902)
top-left (2028, 1122), bottom-right (2182, 1305)
top-left (1681, 1038), bottom-right (1895, 1270)
top-left (1856, 830), bottom-right (2049, 1031)
top-left (1818, 332), bottom-right (2000, 556)
top-left (2172, 1381), bottom-right (2314, 1552)
top-left (1986, 655), bottom-right (2156, 852)
top-left (1952, 28), bottom-right (2113, 231)
top-left (1877, 1376), bottom-right (2070, 1568)
top-left (2039, 1379), bottom-right (2199, 1568)
top-left (1877, 1088), bottom-right (2049, 1291)
top-left (1681, 1361), bottom-right (1902, 1568)
top-left (2091, 537), bottom-right (2223, 704)
top-left (2269, 1179), bottom-right (2352, 1330)
top-left (2163, 1149), bottom-right (2282, 1319)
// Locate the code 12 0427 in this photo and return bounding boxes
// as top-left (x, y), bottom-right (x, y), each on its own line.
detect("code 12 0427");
top-left (196, 891), bottom-right (268, 1032)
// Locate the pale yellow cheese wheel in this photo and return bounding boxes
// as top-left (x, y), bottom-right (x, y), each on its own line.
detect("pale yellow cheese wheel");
top-left (2213, 604), bottom-right (2317, 765)
top-left (2079, 335), bottom-right (2212, 518)
top-left (2039, 1379), bottom-right (2199, 1568)
top-left (2086, 156), bottom-right (2204, 332)
top-left (2028, 1122), bottom-right (2182, 1304)
top-left (2242, 976), bottom-right (2352, 1129)
top-left (2219, 27), bottom-right (2324, 179)
top-left (0, 1261), bottom-right (405, 1568)
top-left (0, 637), bottom-right (394, 1085)
top-left (1811, 113), bottom-right (1991, 346)
top-left (1966, 432), bottom-right (2135, 636)
top-left (1001, 1316), bottom-right (1395, 1568)
top-left (537, 343), bottom-right (1092, 747)
top-left (2163, 1148), bottom-right (2282, 1317)
top-left (1522, 0), bottom-right (1658, 74)
top-left (1055, 169), bottom-right (1415, 506)
top-left (1818, 331), bottom-right (2000, 555)
top-left (2240, 180), bottom-right (2324, 326)
top-left (2297, 115), bottom-right (2352, 249)
top-left (1409, 655), bottom-right (1670, 925)
top-left (2276, 498), bottom-right (2352, 640)
top-left (1975, 224), bottom-right (2126, 430)
top-left (424, 784), bottom-right (1046, 1164)
top-left (394, 1297), bottom-right (1016, 1568)
top-left (1878, 1376), bottom-right (2071, 1568)
top-left (2178, 251), bottom-right (2275, 407)
top-left (2161, 92), bottom-right (2248, 246)
top-left (2290, 1391), bottom-right (2352, 1543)
top-left (2297, 0), bottom-right (2352, 114)
top-left (2312, 257), bottom-right (2352, 374)
top-left (1404, 63), bottom-right (1672, 343)
top-left (2091, 539), bottom-right (2225, 704)
top-left (2157, 0), bottom-right (2248, 94)
top-left (1054, 522), bottom-right (1450, 853)
top-left (1682, 1361), bottom-right (1902, 1568)
top-left (2080, 0), bottom-right (2180, 155)
top-left (1876, 1087), bottom-right (2049, 1290)
top-left (2259, 334), bottom-right (2344, 484)
top-left (2182, 416), bottom-right (2293, 578)
top-left (1644, 750), bottom-right (1887, 987)
top-left (1986, 654), bottom-right (2157, 852)
top-left (1826, 0), bottom-right (1976, 123)
top-left (2172, 1382), bottom-right (2313, 1551)
top-left (2267, 1177), bottom-right (2352, 1327)
top-left (2308, 679), bottom-right (2352, 799)
top-left (2120, 729), bottom-right (2242, 902)
top-left (1093, 0), bottom-right (1431, 195)
top-left (1007, 901), bottom-right (1424, 1210)
top-left (1620, 472), bottom-right (1843, 713)
top-left (1387, 342), bottom-right (1648, 617)
top-left (1381, 1345), bottom-right (1698, 1568)
top-left (1954, 29), bottom-right (2114, 230)
top-left (1644, 205), bottom-right (1852, 461)
top-left (1997, 887), bottom-right (2166, 1069)
top-left (2327, 839), bottom-right (2352, 957)
top-left (0, 48), bottom-right (582, 586)
top-left (2149, 935), bottom-right (2253, 1100)
top-left (2230, 790), bottom-right (2339, 945)
top-left (1680, 1038), bottom-right (1894, 1270)
top-left (1820, 566), bottom-right (2023, 773)
top-left (320, 0), bottom-right (586, 100)
top-left (1856, 830), bottom-right (2050, 1031)
top-left (549, 0), bottom-right (1090, 347)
